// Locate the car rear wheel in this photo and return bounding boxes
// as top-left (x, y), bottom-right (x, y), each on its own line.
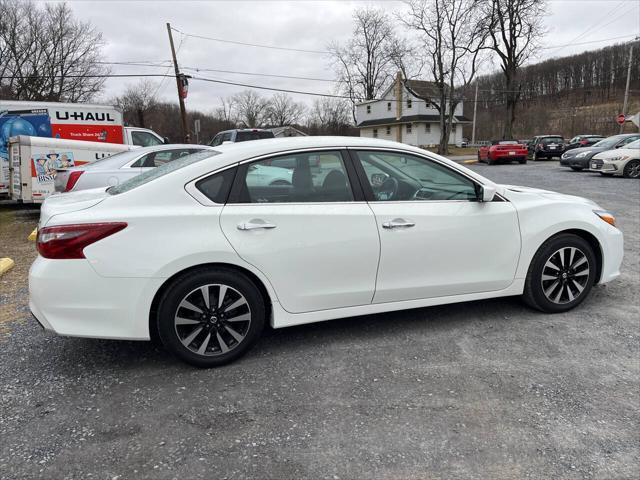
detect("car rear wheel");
top-left (570, 166), bottom-right (583, 171)
top-left (157, 268), bottom-right (265, 367)
top-left (522, 234), bottom-right (596, 313)
top-left (623, 159), bottom-right (640, 178)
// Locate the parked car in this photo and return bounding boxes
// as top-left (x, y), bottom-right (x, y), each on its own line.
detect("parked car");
top-left (477, 140), bottom-right (528, 164)
top-left (209, 128), bottom-right (275, 146)
top-left (31, 137), bottom-right (623, 367)
top-left (560, 134), bottom-right (640, 171)
top-left (589, 139), bottom-right (640, 178)
top-left (528, 135), bottom-right (565, 160)
top-left (54, 144), bottom-right (210, 193)
top-left (565, 135), bottom-right (605, 151)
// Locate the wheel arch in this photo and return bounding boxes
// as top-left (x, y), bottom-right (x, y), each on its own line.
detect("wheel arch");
top-left (539, 228), bottom-right (603, 283)
top-left (148, 262), bottom-right (274, 343)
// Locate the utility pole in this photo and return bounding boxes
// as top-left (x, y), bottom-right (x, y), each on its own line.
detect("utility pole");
top-left (167, 23), bottom-right (189, 143)
top-left (471, 81), bottom-right (479, 146)
top-left (620, 40), bottom-right (635, 134)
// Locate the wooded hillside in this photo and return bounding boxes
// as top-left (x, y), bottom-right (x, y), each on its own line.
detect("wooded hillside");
top-left (467, 40), bottom-right (639, 140)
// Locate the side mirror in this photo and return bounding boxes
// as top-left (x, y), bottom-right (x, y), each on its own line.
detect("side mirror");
top-left (480, 184), bottom-right (496, 202)
top-left (163, 136), bottom-right (170, 144)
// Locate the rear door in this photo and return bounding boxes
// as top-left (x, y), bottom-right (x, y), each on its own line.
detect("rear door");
top-left (351, 149), bottom-right (521, 303)
top-left (220, 149), bottom-right (380, 314)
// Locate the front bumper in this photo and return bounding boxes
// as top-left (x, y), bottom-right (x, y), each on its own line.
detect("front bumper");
top-left (29, 256), bottom-right (159, 340)
top-left (560, 155), bottom-right (590, 168)
top-left (598, 222), bottom-right (624, 284)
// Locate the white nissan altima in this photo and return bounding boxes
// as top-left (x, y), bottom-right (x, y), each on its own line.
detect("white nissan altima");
top-left (30, 137), bottom-right (624, 367)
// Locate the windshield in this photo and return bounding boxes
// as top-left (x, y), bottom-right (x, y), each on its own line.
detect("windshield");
top-left (108, 150), bottom-right (220, 195)
top-left (593, 136), bottom-right (625, 148)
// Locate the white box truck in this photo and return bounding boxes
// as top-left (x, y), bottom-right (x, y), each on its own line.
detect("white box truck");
top-left (9, 135), bottom-right (136, 203)
top-left (0, 100), bottom-right (166, 195)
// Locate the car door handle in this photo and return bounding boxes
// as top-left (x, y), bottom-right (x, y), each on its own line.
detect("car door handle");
top-left (382, 219), bottom-right (415, 229)
top-left (237, 220), bottom-right (277, 231)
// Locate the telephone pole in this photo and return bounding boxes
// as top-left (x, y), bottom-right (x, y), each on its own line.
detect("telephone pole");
top-left (619, 39), bottom-right (636, 134)
top-left (471, 82), bottom-right (479, 146)
top-left (167, 23), bottom-right (189, 143)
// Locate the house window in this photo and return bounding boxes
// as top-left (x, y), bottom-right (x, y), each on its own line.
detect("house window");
top-left (406, 124), bottom-right (412, 134)
top-left (425, 123), bottom-right (431, 133)
top-left (407, 98), bottom-right (412, 109)
top-left (386, 126), bottom-right (391, 135)
top-left (387, 102), bottom-right (391, 111)
top-left (372, 128), bottom-right (378, 138)
top-left (366, 105), bottom-right (371, 114)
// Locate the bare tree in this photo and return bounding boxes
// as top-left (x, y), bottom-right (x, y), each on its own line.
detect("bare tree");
top-left (0, 0), bottom-right (108, 102)
top-left (404, 0), bottom-right (486, 154)
top-left (111, 80), bottom-right (158, 128)
top-left (216, 96), bottom-right (237, 125)
top-left (482, 0), bottom-right (545, 139)
top-left (232, 90), bottom-right (269, 128)
top-left (265, 93), bottom-right (306, 127)
top-left (306, 97), bottom-right (352, 135)
top-left (329, 7), bottom-right (405, 121)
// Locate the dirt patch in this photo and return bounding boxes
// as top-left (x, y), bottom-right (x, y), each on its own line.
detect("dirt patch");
top-left (0, 204), bottom-right (39, 337)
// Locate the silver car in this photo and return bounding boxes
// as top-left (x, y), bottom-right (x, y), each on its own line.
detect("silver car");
top-left (54, 144), bottom-right (212, 193)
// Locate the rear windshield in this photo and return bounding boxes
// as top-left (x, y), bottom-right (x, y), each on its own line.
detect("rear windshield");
top-left (81, 149), bottom-right (139, 169)
top-left (108, 150), bottom-right (219, 195)
top-left (541, 137), bottom-right (563, 144)
top-left (235, 131), bottom-right (274, 142)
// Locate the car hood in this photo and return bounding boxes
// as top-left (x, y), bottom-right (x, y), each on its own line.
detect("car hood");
top-left (563, 145), bottom-right (606, 156)
top-left (500, 184), bottom-right (600, 208)
top-left (39, 187), bottom-right (109, 227)
top-left (593, 148), bottom-right (640, 160)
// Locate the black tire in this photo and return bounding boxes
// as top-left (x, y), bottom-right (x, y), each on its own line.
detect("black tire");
top-left (570, 166), bottom-right (583, 171)
top-left (532, 152), bottom-right (539, 161)
top-left (157, 268), bottom-right (265, 367)
top-left (522, 233), bottom-right (597, 313)
top-left (623, 159), bottom-right (640, 178)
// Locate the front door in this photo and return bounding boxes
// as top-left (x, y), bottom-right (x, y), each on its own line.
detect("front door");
top-left (351, 149), bottom-right (521, 303)
top-left (220, 149), bottom-right (379, 314)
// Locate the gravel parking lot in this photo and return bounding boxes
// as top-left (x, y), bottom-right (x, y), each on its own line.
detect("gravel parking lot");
top-left (1, 160), bottom-right (638, 480)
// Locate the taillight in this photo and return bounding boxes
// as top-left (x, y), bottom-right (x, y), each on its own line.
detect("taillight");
top-left (37, 223), bottom-right (127, 259)
top-left (65, 171), bottom-right (84, 191)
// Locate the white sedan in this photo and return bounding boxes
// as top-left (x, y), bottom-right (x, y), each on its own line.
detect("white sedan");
top-left (53, 144), bottom-right (211, 192)
top-left (590, 139), bottom-right (640, 178)
top-left (30, 137), bottom-right (624, 367)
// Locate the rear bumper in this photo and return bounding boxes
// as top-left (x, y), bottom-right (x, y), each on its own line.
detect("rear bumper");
top-left (29, 256), bottom-right (159, 340)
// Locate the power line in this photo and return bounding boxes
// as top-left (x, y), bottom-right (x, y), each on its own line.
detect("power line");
top-left (541, 33), bottom-right (639, 50)
top-left (170, 25), bottom-right (330, 55)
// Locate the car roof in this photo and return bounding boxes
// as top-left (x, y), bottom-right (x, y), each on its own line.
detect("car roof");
top-left (75, 144), bottom-right (212, 171)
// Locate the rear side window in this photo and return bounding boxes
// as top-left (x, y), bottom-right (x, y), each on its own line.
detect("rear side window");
top-left (109, 150), bottom-right (219, 195)
top-left (195, 167), bottom-right (237, 204)
top-left (235, 131), bottom-right (274, 142)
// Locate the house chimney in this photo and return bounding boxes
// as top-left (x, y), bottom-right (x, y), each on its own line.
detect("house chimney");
top-left (395, 71), bottom-right (403, 142)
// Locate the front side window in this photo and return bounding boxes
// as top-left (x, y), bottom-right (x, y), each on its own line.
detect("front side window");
top-left (131, 131), bottom-right (163, 147)
top-left (235, 151), bottom-right (353, 203)
top-left (355, 150), bottom-right (478, 202)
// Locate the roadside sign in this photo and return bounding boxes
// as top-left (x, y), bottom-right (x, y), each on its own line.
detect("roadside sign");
top-left (629, 112), bottom-right (640, 127)
top-left (616, 113), bottom-right (626, 125)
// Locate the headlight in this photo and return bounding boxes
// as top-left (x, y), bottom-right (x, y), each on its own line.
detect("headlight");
top-left (604, 155), bottom-right (629, 162)
top-left (576, 151), bottom-right (592, 158)
top-left (594, 210), bottom-right (616, 227)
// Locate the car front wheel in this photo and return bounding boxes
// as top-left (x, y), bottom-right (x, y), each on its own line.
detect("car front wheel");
top-left (157, 268), bottom-right (265, 367)
top-left (623, 159), bottom-right (640, 178)
top-left (522, 234), bottom-right (596, 313)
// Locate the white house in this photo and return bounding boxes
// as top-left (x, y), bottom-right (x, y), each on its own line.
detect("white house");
top-left (356, 75), bottom-right (471, 147)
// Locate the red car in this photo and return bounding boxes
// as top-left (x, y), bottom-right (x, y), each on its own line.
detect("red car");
top-left (478, 140), bottom-right (528, 164)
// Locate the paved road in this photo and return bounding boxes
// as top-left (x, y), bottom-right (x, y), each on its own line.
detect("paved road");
top-left (1, 161), bottom-right (638, 479)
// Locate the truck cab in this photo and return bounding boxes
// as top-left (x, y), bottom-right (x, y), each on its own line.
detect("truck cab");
top-left (124, 127), bottom-right (167, 147)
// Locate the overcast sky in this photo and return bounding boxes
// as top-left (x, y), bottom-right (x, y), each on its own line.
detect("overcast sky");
top-left (51, 0), bottom-right (640, 113)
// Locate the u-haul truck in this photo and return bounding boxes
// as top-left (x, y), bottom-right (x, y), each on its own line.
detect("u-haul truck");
top-left (9, 135), bottom-right (137, 203)
top-left (0, 100), bottom-right (165, 195)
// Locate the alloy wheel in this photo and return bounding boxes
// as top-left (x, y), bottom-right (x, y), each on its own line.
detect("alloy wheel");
top-left (174, 284), bottom-right (251, 356)
top-left (540, 247), bottom-right (590, 305)
top-left (625, 160), bottom-right (640, 178)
